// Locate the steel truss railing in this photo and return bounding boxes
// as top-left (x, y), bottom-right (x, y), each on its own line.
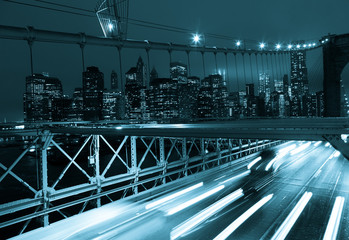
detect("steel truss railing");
top-left (0, 130), bottom-right (280, 237)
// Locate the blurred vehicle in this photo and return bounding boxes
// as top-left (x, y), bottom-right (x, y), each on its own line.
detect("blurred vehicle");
top-left (243, 149), bottom-right (277, 195)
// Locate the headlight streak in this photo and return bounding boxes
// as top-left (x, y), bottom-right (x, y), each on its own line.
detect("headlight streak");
top-left (145, 182), bottom-right (204, 210)
top-left (314, 141), bottom-right (322, 147)
top-left (290, 142), bottom-right (311, 156)
top-left (213, 194), bottom-right (273, 240)
top-left (170, 189), bottom-right (244, 240)
top-left (220, 171), bottom-right (250, 184)
top-left (167, 185), bottom-right (225, 216)
top-left (278, 144), bottom-right (297, 154)
top-left (325, 142), bottom-right (330, 147)
top-left (247, 157), bottom-right (262, 169)
top-left (271, 192), bottom-right (313, 240)
top-left (323, 196), bottom-right (345, 240)
top-left (265, 157), bottom-right (278, 171)
top-left (334, 151), bottom-right (340, 158)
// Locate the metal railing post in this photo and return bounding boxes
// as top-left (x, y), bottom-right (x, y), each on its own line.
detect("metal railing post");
top-left (200, 138), bottom-right (206, 170)
top-left (159, 137), bottom-right (166, 184)
top-left (182, 138), bottom-right (188, 176)
top-left (39, 131), bottom-right (52, 227)
top-left (93, 135), bottom-right (101, 207)
top-left (130, 136), bottom-right (138, 194)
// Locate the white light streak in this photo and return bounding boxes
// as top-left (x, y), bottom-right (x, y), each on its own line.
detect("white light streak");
top-left (170, 189), bottom-right (244, 240)
top-left (278, 144), bottom-right (297, 154)
top-left (220, 170), bottom-right (250, 184)
top-left (265, 157), bottom-right (277, 171)
top-left (323, 196), bottom-right (345, 240)
top-left (325, 142), bottom-right (330, 147)
top-left (145, 182), bottom-right (203, 210)
top-left (334, 151), bottom-right (341, 158)
top-left (116, 126), bottom-right (122, 130)
top-left (213, 194), bottom-right (273, 240)
top-left (247, 157), bottom-right (262, 169)
top-left (167, 185), bottom-right (225, 216)
top-left (271, 192), bottom-right (312, 240)
top-left (314, 141), bottom-right (322, 147)
top-left (290, 142), bottom-right (311, 156)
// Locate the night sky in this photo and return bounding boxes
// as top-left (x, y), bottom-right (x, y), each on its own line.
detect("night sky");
top-left (1, 0), bottom-right (349, 121)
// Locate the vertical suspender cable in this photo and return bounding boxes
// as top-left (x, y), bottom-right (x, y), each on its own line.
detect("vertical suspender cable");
top-left (214, 52), bottom-right (218, 74)
top-left (117, 46), bottom-right (123, 93)
top-left (255, 53), bottom-right (260, 94)
top-left (234, 53), bottom-right (239, 91)
top-left (249, 53), bottom-right (254, 85)
top-left (242, 53), bottom-right (247, 88)
top-left (146, 48), bottom-right (150, 88)
top-left (225, 52), bottom-right (230, 91)
top-left (186, 50), bottom-right (191, 77)
top-left (201, 51), bottom-right (206, 78)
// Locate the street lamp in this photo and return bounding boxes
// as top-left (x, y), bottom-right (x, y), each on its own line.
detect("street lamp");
top-left (276, 44), bottom-right (281, 50)
top-left (259, 42), bottom-right (265, 49)
top-left (236, 40), bottom-right (241, 47)
top-left (287, 44), bottom-right (292, 49)
top-left (193, 34), bottom-right (201, 44)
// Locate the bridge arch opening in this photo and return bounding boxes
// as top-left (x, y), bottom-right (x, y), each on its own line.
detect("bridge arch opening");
top-left (322, 33), bottom-right (349, 117)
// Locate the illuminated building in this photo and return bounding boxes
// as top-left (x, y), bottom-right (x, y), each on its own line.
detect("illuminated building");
top-left (170, 62), bottom-right (188, 84)
top-left (111, 70), bottom-right (118, 90)
top-left (82, 66), bottom-right (104, 121)
top-left (24, 73), bottom-right (63, 122)
top-left (148, 78), bottom-right (179, 121)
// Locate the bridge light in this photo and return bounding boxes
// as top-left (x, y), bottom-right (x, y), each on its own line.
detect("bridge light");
top-left (321, 40), bottom-right (325, 44)
top-left (259, 43), bottom-right (265, 49)
top-left (287, 44), bottom-right (292, 49)
top-left (193, 34), bottom-right (201, 44)
top-left (108, 23), bottom-right (114, 31)
top-left (312, 43), bottom-right (316, 46)
top-left (296, 44), bottom-right (300, 49)
top-left (308, 43), bottom-right (312, 47)
top-left (303, 44), bottom-right (307, 48)
top-left (276, 44), bottom-right (281, 50)
top-left (325, 38), bottom-right (329, 42)
top-left (236, 40), bottom-right (241, 47)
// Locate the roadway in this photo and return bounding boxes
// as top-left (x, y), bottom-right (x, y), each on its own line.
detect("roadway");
top-left (11, 141), bottom-right (349, 240)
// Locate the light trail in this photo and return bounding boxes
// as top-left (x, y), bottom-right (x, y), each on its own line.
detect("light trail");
top-left (290, 142), bottom-right (311, 156)
top-left (170, 189), bottom-right (244, 240)
top-left (271, 192), bottom-right (313, 240)
top-left (145, 182), bottom-right (203, 210)
top-left (213, 194), bottom-right (273, 240)
top-left (220, 170), bottom-right (250, 184)
top-left (247, 157), bottom-right (262, 169)
top-left (323, 196), bottom-right (345, 240)
top-left (167, 185), bottom-right (225, 216)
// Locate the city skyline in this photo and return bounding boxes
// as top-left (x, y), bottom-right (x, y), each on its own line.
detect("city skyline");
top-left (1, 0), bottom-right (349, 121)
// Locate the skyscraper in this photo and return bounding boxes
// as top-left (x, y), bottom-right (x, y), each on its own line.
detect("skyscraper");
top-left (170, 62), bottom-right (188, 84)
top-left (136, 56), bottom-right (147, 86)
top-left (24, 73), bottom-right (63, 122)
top-left (111, 70), bottom-right (118, 90)
top-left (82, 66), bottom-right (104, 121)
top-left (290, 50), bottom-right (309, 116)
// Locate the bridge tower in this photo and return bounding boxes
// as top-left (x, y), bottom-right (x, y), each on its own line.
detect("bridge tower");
top-left (322, 33), bottom-right (349, 117)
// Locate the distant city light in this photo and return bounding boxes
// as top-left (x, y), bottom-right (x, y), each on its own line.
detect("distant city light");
top-left (236, 41), bottom-right (241, 47)
top-left (108, 23), bottom-right (114, 31)
top-left (259, 43), bottom-right (265, 49)
top-left (296, 44), bottom-right (301, 48)
top-left (276, 44), bottom-right (281, 49)
top-left (193, 34), bottom-right (201, 44)
top-left (287, 44), bottom-right (292, 49)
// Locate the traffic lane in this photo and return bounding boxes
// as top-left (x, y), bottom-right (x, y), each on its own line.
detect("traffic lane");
top-left (175, 144), bottom-right (333, 239)
top-left (284, 153), bottom-right (345, 240)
